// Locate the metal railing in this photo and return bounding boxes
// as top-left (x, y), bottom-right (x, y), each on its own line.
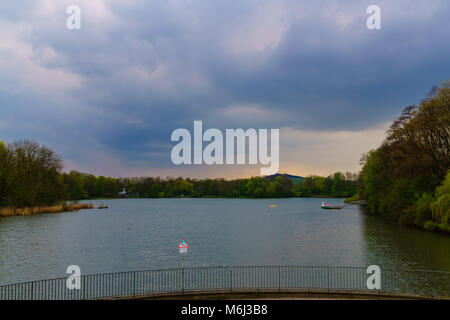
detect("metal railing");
top-left (0, 266), bottom-right (449, 300)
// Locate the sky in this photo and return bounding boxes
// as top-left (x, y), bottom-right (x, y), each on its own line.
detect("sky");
top-left (1, 0), bottom-right (449, 178)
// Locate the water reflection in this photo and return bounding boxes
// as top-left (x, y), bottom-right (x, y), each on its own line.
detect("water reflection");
top-left (361, 206), bottom-right (450, 272)
top-left (0, 198), bottom-right (449, 286)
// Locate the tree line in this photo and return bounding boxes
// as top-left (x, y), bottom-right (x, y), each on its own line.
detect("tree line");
top-left (56, 171), bottom-right (357, 200)
top-left (113, 172), bottom-right (356, 199)
top-left (357, 81), bottom-right (450, 233)
top-left (0, 140), bottom-right (357, 208)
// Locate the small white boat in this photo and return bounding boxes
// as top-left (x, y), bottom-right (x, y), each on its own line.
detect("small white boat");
top-left (321, 201), bottom-right (341, 210)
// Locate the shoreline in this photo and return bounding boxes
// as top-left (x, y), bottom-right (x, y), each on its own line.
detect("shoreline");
top-left (86, 195), bottom-right (348, 200)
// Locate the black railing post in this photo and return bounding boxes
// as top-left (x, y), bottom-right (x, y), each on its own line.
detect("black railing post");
top-left (278, 266), bottom-right (281, 291)
top-left (83, 276), bottom-right (86, 300)
top-left (429, 271), bottom-right (433, 298)
top-left (133, 271), bottom-right (136, 297)
top-left (230, 267), bottom-right (232, 291)
top-left (327, 267), bottom-right (330, 293)
top-left (181, 268), bottom-right (185, 293)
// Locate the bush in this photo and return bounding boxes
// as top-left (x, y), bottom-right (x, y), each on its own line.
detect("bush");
top-left (438, 223), bottom-right (450, 233)
top-left (414, 193), bottom-right (433, 227)
top-left (344, 193), bottom-right (360, 203)
top-left (398, 206), bottom-right (415, 226)
top-left (430, 171), bottom-right (450, 228)
top-left (424, 220), bottom-right (438, 231)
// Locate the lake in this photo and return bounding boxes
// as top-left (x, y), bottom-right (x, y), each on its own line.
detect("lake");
top-left (0, 198), bottom-right (449, 284)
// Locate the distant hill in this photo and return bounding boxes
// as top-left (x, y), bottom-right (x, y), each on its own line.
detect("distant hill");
top-left (266, 173), bottom-right (305, 185)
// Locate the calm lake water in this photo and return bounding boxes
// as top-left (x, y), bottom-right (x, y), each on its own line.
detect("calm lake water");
top-left (0, 198), bottom-right (449, 284)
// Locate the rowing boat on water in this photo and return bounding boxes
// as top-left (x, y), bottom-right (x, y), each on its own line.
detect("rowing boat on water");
top-left (98, 202), bottom-right (108, 209)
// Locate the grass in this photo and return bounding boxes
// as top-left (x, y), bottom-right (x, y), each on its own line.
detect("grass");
top-left (344, 193), bottom-right (360, 203)
top-left (0, 203), bottom-right (94, 217)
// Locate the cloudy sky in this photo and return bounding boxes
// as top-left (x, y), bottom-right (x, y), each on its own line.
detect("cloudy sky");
top-left (1, 0), bottom-right (449, 178)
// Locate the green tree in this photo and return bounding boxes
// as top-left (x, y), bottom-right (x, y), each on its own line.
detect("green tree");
top-left (331, 172), bottom-right (342, 197)
top-left (430, 171), bottom-right (450, 232)
top-left (64, 171), bottom-right (88, 200)
top-left (83, 174), bottom-right (97, 197)
top-left (150, 183), bottom-right (162, 198)
top-left (164, 183), bottom-right (173, 197)
top-left (358, 82), bottom-right (450, 232)
top-left (0, 141), bottom-right (15, 205)
top-left (265, 182), bottom-right (276, 196)
top-left (6, 140), bottom-right (63, 207)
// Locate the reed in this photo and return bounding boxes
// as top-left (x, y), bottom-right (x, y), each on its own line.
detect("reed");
top-left (0, 208), bottom-right (15, 216)
top-left (67, 203), bottom-right (94, 211)
top-left (40, 205), bottom-right (64, 214)
top-left (0, 203), bottom-right (94, 217)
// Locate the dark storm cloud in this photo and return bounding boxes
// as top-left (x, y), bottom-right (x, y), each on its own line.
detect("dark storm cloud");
top-left (1, 0), bottom-right (449, 173)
